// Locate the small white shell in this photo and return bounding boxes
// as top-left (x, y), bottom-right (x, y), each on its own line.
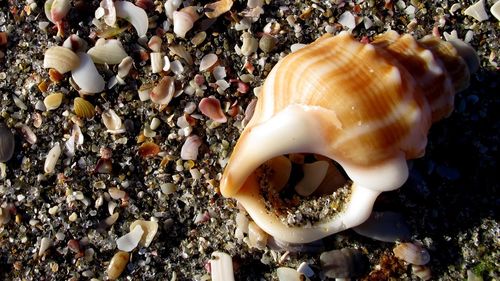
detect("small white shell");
top-left (115, 1), bottom-right (148, 37)
top-left (164, 0), bottom-right (182, 19)
top-left (150, 52), bottom-right (164, 74)
top-left (150, 76), bottom-right (175, 105)
top-left (393, 242), bottom-right (431, 265)
top-left (173, 7), bottom-right (199, 38)
top-left (44, 142), bottom-right (61, 174)
top-left (88, 39), bottom-right (128, 65)
top-left (464, 0), bottom-right (489, 22)
top-left (277, 267), bottom-right (302, 281)
top-left (247, 221), bottom-right (268, 250)
top-left (199, 53), bottom-right (218, 71)
top-left (102, 109), bottom-right (125, 134)
top-left (492, 1), bottom-right (500, 21)
top-left (129, 220), bottom-right (158, 247)
top-left (39, 237), bottom-right (52, 256)
top-left (100, 0), bottom-right (117, 26)
top-left (210, 252), bottom-right (235, 281)
top-left (71, 53), bottom-right (105, 94)
top-left (204, 0), bottom-right (233, 19)
top-left (43, 46), bottom-right (80, 74)
top-left (117, 56), bottom-right (133, 78)
top-left (180, 135), bottom-right (202, 160)
top-left (116, 225), bottom-right (144, 252)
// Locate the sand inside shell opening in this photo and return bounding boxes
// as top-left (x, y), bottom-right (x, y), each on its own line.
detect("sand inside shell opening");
top-left (255, 153), bottom-right (353, 228)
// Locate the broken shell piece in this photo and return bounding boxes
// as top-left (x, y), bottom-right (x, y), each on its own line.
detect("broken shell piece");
top-left (19, 125), bottom-right (37, 145)
top-left (210, 252), bottom-right (235, 281)
top-left (198, 97), bottom-right (227, 123)
top-left (39, 237), bottom-right (52, 256)
top-left (43, 92), bottom-right (64, 111)
top-left (492, 1), bottom-right (500, 21)
top-left (464, 0), bottom-right (489, 22)
top-left (129, 220), bottom-right (158, 247)
top-left (204, 0), bottom-right (233, 19)
top-left (277, 267), bottom-right (302, 281)
top-left (115, 1), bottom-right (148, 37)
top-left (116, 225), bottom-right (144, 252)
top-left (88, 39), bottom-right (128, 64)
top-left (43, 46), bottom-right (80, 74)
top-left (44, 142), bottom-right (61, 173)
top-left (393, 242), bottom-right (430, 265)
top-left (138, 83), bottom-right (153, 101)
top-left (164, 0), bottom-right (182, 19)
top-left (412, 265), bottom-right (432, 280)
top-left (71, 53), bottom-right (105, 94)
top-left (150, 52), bottom-right (164, 74)
top-left (138, 142), bottom-right (160, 158)
top-left (173, 6), bottom-right (199, 38)
top-left (168, 45), bottom-right (193, 65)
top-left (100, 0), bottom-right (117, 26)
top-left (49, 0), bottom-right (71, 23)
top-left (117, 56), bottom-right (133, 78)
top-left (150, 76), bottom-right (175, 105)
top-left (180, 135), bottom-right (202, 160)
top-left (220, 31), bottom-right (477, 243)
top-left (199, 53), bottom-right (218, 72)
top-left (247, 221), bottom-right (268, 250)
top-left (102, 109), bottom-right (125, 134)
top-left (74, 98), bottom-right (95, 119)
top-left (240, 32), bottom-right (258, 56)
top-left (62, 34), bottom-right (88, 53)
top-left (294, 160), bottom-right (329, 197)
top-left (107, 251), bottom-right (129, 280)
top-left (148, 35), bottom-right (162, 52)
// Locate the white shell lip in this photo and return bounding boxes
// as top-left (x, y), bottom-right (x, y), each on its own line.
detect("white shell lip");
top-left (220, 104), bottom-right (409, 243)
top-left (115, 1), bottom-right (148, 38)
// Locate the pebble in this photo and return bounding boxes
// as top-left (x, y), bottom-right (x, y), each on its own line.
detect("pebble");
top-left (320, 248), bottom-right (369, 278)
top-left (353, 211), bottom-right (411, 242)
top-left (107, 251), bottom-right (129, 280)
top-left (44, 143), bottom-right (61, 174)
top-left (297, 262), bottom-right (314, 278)
top-left (129, 220), bottom-right (159, 247)
top-left (38, 237), bottom-right (52, 256)
top-left (259, 34), bottom-right (276, 53)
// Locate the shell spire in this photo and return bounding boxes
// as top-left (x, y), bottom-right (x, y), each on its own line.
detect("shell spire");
top-left (220, 31), bottom-right (477, 243)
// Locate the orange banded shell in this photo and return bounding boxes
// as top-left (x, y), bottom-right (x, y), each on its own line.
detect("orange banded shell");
top-left (219, 31), bottom-right (478, 243)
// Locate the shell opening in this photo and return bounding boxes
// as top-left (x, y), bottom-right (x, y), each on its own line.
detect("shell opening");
top-left (255, 153), bottom-right (353, 228)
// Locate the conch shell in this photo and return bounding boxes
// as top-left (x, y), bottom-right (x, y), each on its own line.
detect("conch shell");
top-left (220, 31), bottom-right (478, 244)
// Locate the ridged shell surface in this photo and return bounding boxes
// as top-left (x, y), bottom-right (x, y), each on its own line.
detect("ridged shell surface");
top-left (219, 31), bottom-right (475, 243)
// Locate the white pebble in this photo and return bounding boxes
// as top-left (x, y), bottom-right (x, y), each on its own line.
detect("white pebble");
top-left (492, 1), bottom-right (500, 21)
top-left (150, 117), bottom-right (161, 130)
top-left (338, 11), bottom-right (356, 29)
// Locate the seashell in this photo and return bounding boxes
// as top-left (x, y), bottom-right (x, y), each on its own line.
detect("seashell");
top-left (116, 224), bottom-right (144, 252)
top-left (204, 0), bottom-right (233, 19)
top-left (0, 32), bottom-right (8, 46)
top-left (39, 237), bottom-right (52, 256)
top-left (138, 142), bottom-right (160, 158)
top-left (210, 251), bottom-right (235, 281)
top-left (43, 92), bottom-right (64, 111)
top-left (107, 251), bottom-right (129, 280)
top-left (464, 0), bottom-right (489, 22)
top-left (180, 135), bottom-right (202, 160)
top-left (62, 34), bottom-right (88, 52)
top-left (164, 0), bottom-right (182, 19)
top-left (199, 53), bottom-right (218, 72)
top-left (115, 1), bottom-right (148, 37)
top-left (320, 248), bottom-right (369, 278)
top-left (168, 45), bottom-right (193, 65)
top-left (43, 46), bottom-right (80, 74)
top-left (129, 220), bottom-right (158, 247)
top-left (198, 97), bottom-right (227, 123)
top-left (71, 53), bottom-right (105, 94)
top-left (150, 52), bottom-right (164, 74)
top-left (102, 109), bottom-right (125, 134)
top-left (148, 35), bottom-right (162, 52)
top-left (277, 267), bottom-right (303, 281)
top-left (247, 221), bottom-right (268, 249)
top-left (150, 76), bottom-right (175, 105)
top-left (46, 0), bottom-right (70, 36)
top-left (117, 56), bottom-right (133, 78)
top-left (87, 39), bottom-right (128, 64)
top-left (393, 242), bottom-right (430, 265)
top-left (492, 1), bottom-right (500, 21)
top-left (0, 125), bottom-right (15, 162)
top-left (412, 265), bottom-right (432, 280)
top-left (219, 31), bottom-right (478, 243)
top-left (74, 97), bottom-right (95, 119)
top-left (100, 0), bottom-right (117, 26)
top-left (44, 142), bottom-right (61, 173)
top-left (240, 32), bottom-right (258, 56)
top-left (18, 125), bottom-right (37, 145)
top-left (173, 6), bottom-right (199, 38)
